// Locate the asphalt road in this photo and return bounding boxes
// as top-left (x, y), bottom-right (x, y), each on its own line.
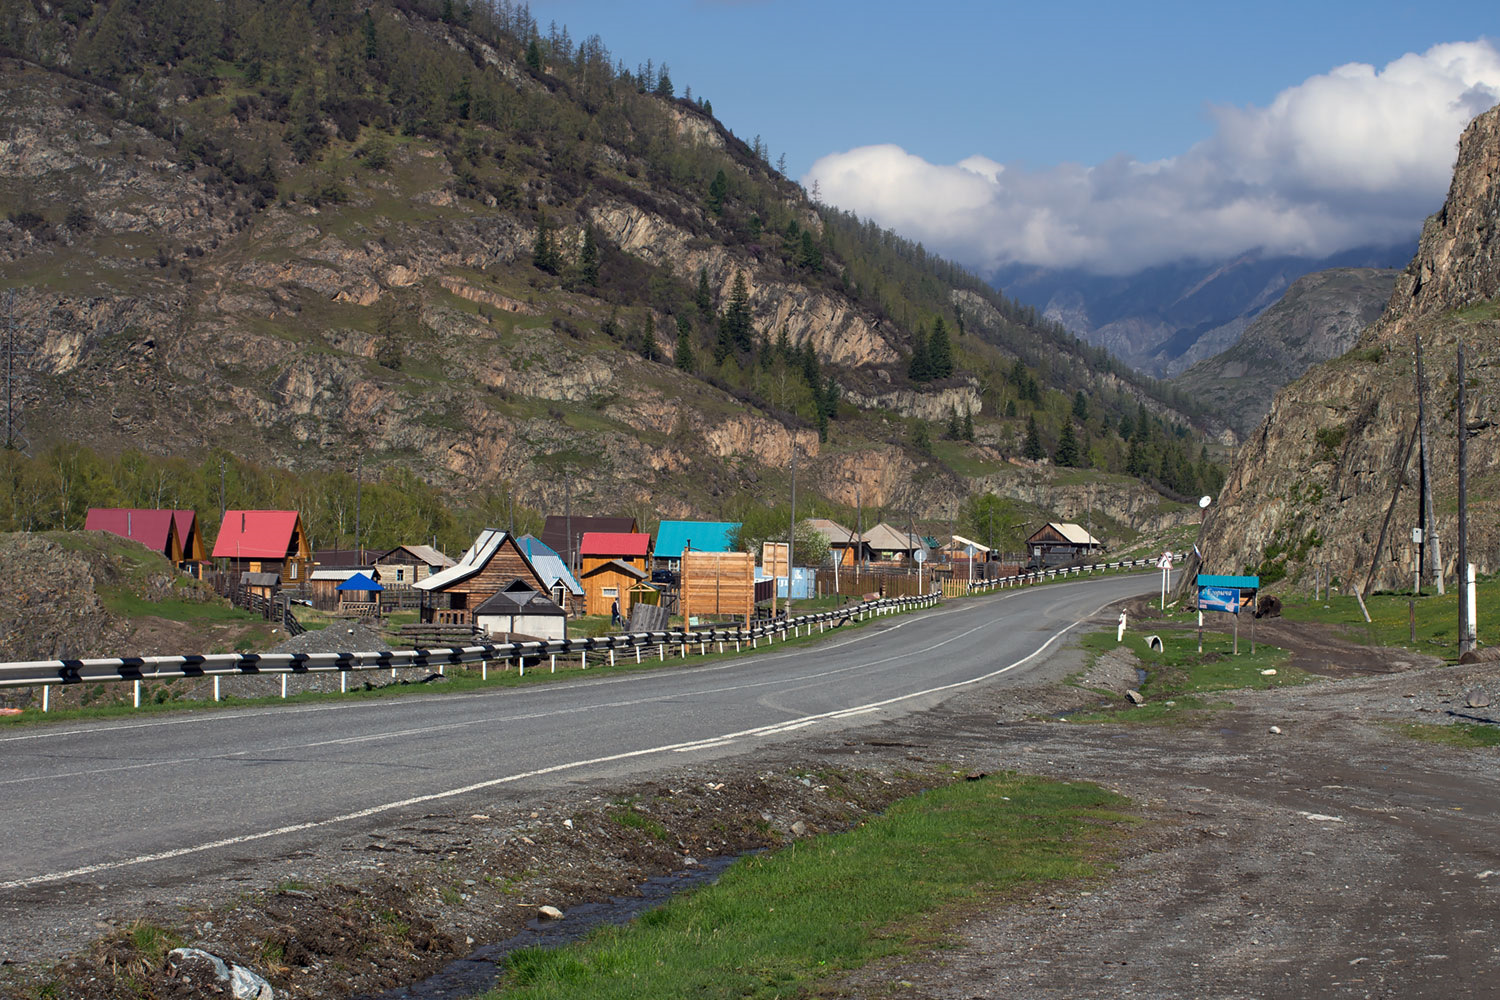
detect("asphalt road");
top-left (0, 572), bottom-right (1154, 902)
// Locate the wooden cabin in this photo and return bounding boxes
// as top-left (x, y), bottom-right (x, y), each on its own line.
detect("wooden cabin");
top-left (373, 544), bottom-right (455, 588)
top-left (212, 510), bottom-right (312, 588)
top-left (413, 529), bottom-right (549, 625)
top-left (861, 522), bottom-right (925, 564)
top-left (1025, 522), bottom-right (1102, 567)
top-left (85, 508), bottom-right (207, 576)
top-left (804, 518), bottom-right (864, 567)
top-left (578, 532), bottom-right (651, 617)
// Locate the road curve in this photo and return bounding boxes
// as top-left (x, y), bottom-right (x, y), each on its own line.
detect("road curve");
top-left (0, 572), bottom-right (1154, 899)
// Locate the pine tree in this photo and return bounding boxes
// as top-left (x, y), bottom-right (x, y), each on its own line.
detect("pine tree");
top-left (639, 314), bottom-right (660, 361)
top-left (795, 230), bottom-right (822, 271)
top-left (1073, 390), bottom-right (1089, 421)
top-left (946, 408), bottom-right (962, 440)
top-left (907, 324), bottom-right (931, 382)
top-left (720, 271), bottom-right (752, 353)
top-left (928, 316), bottom-right (953, 378)
top-left (531, 213), bottom-right (559, 274)
top-left (962, 408), bottom-right (975, 442)
top-left (695, 267), bottom-right (713, 320)
top-left (1056, 420), bottom-right (1081, 467)
top-left (707, 169), bottom-right (728, 215)
top-left (577, 226), bottom-right (599, 287)
top-left (675, 316), bottom-right (695, 372)
top-left (1022, 416), bottom-right (1045, 461)
top-left (525, 37), bottom-right (542, 72)
top-left (654, 64), bottom-right (673, 98)
top-left (775, 322), bottom-right (791, 360)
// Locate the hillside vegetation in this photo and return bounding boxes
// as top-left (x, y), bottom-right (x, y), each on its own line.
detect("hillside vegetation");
top-left (0, 0), bottom-right (1219, 541)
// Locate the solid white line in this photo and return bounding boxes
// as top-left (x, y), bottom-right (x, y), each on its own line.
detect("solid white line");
top-left (0, 596), bottom-right (1122, 891)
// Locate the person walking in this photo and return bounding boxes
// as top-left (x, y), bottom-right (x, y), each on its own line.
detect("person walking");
top-left (611, 598), bottom-right (622, 629)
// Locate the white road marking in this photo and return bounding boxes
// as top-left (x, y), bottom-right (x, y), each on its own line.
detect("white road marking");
top-left (0, 601), bottom-right (1107, 891)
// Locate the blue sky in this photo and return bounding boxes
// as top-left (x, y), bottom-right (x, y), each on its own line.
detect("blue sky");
top-left (532, 1), bottom-right (1498, 273)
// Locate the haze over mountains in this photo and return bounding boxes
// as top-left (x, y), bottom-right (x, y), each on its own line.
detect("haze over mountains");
top-left (992, 242), bottom-right (1412, 377)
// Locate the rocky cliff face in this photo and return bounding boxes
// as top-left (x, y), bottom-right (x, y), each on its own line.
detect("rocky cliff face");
top-left (1196, 104), bottom-right (1500, 592)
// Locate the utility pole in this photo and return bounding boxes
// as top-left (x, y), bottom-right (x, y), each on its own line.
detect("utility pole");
top-left (1458, 343), bottom-right (1475, 655)
top-left (354, 450), bottom-right (363, 564)
top-left (786, 439), bottom-right (797, 618)
top-left (1415, 335), bottom-right (1444, 593)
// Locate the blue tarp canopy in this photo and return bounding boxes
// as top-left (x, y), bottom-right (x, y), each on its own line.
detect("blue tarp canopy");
top-left (337, 572), bottom-right (384, 592)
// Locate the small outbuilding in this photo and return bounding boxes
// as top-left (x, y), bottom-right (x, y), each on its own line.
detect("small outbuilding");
top-left (473, 580), bottom-right (567, 641)
top-left (581, 558), bottom-right (649, 618)
top-left (336, 571), bottom-right (384, 617)
top-left (1025, 522), bottom-right (1102, 566)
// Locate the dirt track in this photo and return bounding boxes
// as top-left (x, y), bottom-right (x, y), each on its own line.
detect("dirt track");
top-left (5, 606), bottom-right (1500, 999)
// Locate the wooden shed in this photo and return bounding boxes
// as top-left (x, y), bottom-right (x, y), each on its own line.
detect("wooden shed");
top-left (413, 529), bottom-right (549, 625)
top-left (474, 580), bottom-right (567, 641)
top-left (581, 559), bottom-right (648, 617)
top-left (373, 545), bottom-right (455, 588)
top-left (1025, 522), bottom-right (1102, 567)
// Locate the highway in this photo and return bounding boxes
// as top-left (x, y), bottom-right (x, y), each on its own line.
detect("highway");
top-left (0, 572), bottom-right (1153, 900)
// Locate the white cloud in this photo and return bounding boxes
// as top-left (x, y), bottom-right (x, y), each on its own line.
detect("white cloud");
top-left (805, 39), bottom-right (1500, 275)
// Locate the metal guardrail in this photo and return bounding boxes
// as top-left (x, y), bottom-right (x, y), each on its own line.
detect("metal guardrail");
top-left (952, 557), bottom-right (1157, 595)
top-left (0, 594), bottom-right (940, 708)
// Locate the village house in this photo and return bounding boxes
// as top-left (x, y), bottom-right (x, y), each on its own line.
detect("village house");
top-left (578, 531), bottom-right (652, 617)
top-left (373, 544), bottom-right (455, 588)
top-left (861, 522), bottom-right (927, 564)
top-left (803, 518), bottom-right (866, 567)
top-left (651, 520), bottom-right (740, 572)
top-left (1025, 522), bottom-right (1103, 567)
top-left (413, 529), bottom-right (549, 625)
top-left (212, 510), bottom-right (312, 588)
top-left (514, 534), bottom-right (585, 616)
top-left (540, 515), bottom-right (638, 573)
top-left (85, 508), bottom-right (207, 576)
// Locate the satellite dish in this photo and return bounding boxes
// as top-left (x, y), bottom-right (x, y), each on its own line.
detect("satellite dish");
top-left (1198, 496), bottom-right (1212, 509)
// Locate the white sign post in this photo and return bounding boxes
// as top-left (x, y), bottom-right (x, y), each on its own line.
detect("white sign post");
top-left (914, 548), bottom-right (927, 593)
top-left (1157, 551), bottom-right (1173, 610)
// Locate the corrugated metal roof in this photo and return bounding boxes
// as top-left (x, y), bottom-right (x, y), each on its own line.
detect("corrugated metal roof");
top-left (579, 532), bottom-right (651, 558)
top-left (516, 535), bottom-right (584, 595)
top-left (395, 544), bottom-right (453, 567)
top-left (85, 508), bottom-right (186, 556)
top-left (474, 581), bottom-right (565, 616)
top-left (213, 511), bottom-right (301, 559)
top-left (653, 520), bottom-right (739, 556)
top-left (861, 523), bottom-right (922, 552)
top-left (1048, 522), bottom-right (1101, 546)
top-left (415, 529), bottom-right (507, 591)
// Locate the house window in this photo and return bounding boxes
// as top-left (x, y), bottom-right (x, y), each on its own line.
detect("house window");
top-left (395, 568), bottom-right (405, 582)
top-left (288, 562), bottom-right (298, 580)
top-left (249, 561), bottom-right (261, 573)
top-left (602, 587), bottom-right (619, 598)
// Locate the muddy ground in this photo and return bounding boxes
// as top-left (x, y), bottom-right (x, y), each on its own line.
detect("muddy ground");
top-left (4, 600), bottom-right (1499, 1000)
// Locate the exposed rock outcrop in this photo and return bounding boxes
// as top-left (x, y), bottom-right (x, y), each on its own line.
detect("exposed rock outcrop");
top-left (1193, 104), bottom-right (1500, 592)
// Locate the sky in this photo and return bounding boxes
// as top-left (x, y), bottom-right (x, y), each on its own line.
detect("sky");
top-left (531, 1), bottom-right (1499, 276)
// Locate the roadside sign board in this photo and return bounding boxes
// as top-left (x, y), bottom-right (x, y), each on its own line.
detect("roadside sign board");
top-left (1196, 574), bottom-right (1259, 615)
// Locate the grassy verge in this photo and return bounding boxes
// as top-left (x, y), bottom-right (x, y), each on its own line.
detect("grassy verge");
top-left (1392, 722), bottom-right (1500, 748)
top-left (1066, 629), bottom-right (1303, 724)
top-left (1276, 580), bottom-right (1500, 660)
top-left (484, 773), bottom-right (1131, 1000)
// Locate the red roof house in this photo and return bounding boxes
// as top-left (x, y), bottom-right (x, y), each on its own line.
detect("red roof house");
top-left (85, 508), bottom-right (207, 568)
top-left (579, 532), bottom-right (652, 560)
top-left (212, 510), bottom-right (312, 585)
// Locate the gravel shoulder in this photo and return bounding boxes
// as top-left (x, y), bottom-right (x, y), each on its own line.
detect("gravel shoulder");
top-left (4, 604), bottom-right (1499, 999)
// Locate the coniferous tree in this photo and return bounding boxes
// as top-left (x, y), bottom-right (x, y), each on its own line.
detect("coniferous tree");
top-left (795, 230), bottom-right (822, 271)
top-left (928, 316), bottom-right (953, 378)
top-left (707, 169), bottom-right (728, 214)
top-left (962, 408), bottom-right (975, 442)
top-left (907, 324), bottom-right (931, 382)
top-left (1073, 390), bottom-right (1089, 421)
top-left (654, 64), bottom-right (673, 98)
top-left (1023, 415), bottom-right (1045, 461)
top-left (577, 226), bottom-right (599, 287)
top-left (720, 271), bottom-right (752, 353)
top-left (639, 314), bottom-right (660, 361)
top-left (675, 316), bottom-right (696, 372)
top-left (695, 267), bottom-right (713, 320)
top-left (946, 408), bottom-right (962, 440)
top-left (525, 37), bottom-right (542, 72)
top-left (1056, 420), bottom-right (1081, 467)
top-left (532, 213), bottom-right (559, 273)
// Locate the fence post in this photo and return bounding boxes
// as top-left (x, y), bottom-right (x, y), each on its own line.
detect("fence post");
top-left (213, 676), bottom-right (221, 702)
top-left (133, 680), bottom-right (141, 708)
top-left (41, 685), bottom-right (49, 712)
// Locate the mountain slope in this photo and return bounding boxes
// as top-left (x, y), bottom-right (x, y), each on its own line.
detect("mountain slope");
top-left (993, 244), bottom-right (1413, 377)
top-left (1172, 267), bottom-right (1397, 440)
top-left (0, 0), bottom-right (1211, 542)
top-left (1190, 102), bottom-right (1500, 592)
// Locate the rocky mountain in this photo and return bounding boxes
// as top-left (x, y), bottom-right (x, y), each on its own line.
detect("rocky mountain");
top-left (1172, 267), bottom-right (1398, 441)
top-left (1190, 102), bottom-right (1500, 593)
top-left (0, 0), bottom-right (1210, 538)
top-left (994, 244), bottom-right (1412, 378)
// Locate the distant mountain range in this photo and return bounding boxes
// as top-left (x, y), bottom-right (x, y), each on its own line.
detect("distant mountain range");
top-left (991, 244), bottom-right (1414, 377)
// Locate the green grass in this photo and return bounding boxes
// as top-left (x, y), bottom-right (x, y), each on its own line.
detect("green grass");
top-left (96, 587), bottom-right (265, 624)
top-left (1066, 628), bottom-right (1302, 723)
top-left (1394, 722), bottom-right (1500, 748)
top-left (1276, 579), bottom-right (1500, 659)
top-left (484, 773), bottom-right (1130, 1000)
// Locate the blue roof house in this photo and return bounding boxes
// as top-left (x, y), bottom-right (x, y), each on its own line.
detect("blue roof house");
top-left (653, 520), bottom-right (741, 568)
